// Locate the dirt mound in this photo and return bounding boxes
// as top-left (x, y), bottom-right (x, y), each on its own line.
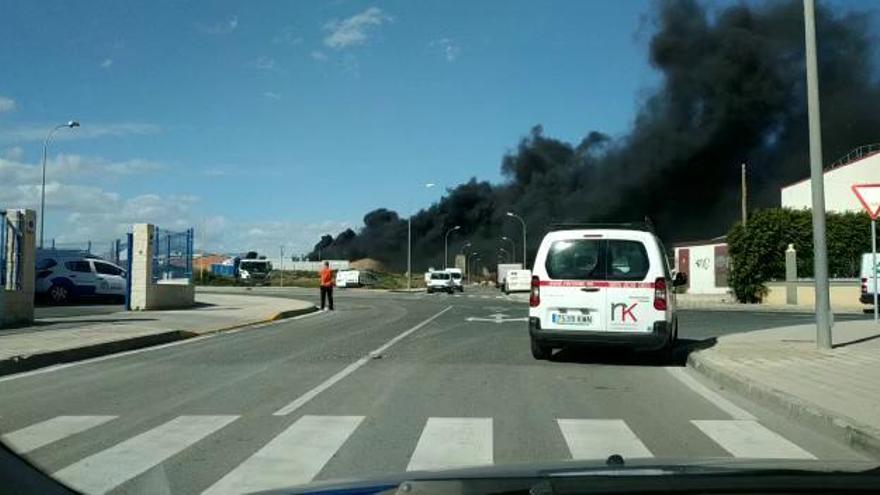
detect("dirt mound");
top-left (349, 258), bottom-right (387, 272)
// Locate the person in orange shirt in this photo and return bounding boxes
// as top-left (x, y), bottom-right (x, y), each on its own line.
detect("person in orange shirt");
top-left (319, 261), bottom-right (335, 311)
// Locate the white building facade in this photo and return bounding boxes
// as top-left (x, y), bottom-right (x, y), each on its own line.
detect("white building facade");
top-left (781, 147), bottom-right (880, 212)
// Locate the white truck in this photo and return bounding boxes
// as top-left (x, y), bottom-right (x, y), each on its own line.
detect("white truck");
top-left (503, 269), bottom-right (532, 294)
top-left (239, 259), bottom-right (272, 285)
top-left (496, 263), bottom-right (523, 290)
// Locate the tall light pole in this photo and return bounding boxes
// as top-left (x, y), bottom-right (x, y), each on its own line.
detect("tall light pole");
top-left (407, 182), bottom-right (436, 290)
top-left (470, 255), bottom-right (481, 283)
top-left (501, 236), bottom-right (516, 262)
top-left (444, 225), bottom-right (461, 269)
top-left (40, 120), bottom-right (80, 248)
top-left (279, 245), bottom-right (285, 287)
top-left (506, 211), bottom-right (527, 268)
top-left (466, 251), bottom-right (478, 283)
top-left (804, 0), bottom-right (832, 349)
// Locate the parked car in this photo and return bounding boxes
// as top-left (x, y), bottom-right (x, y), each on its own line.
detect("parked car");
top-left (35, 251), bottom-right (127, 304)
top-left (859, 253), bottom-right (880, 305)
top-left (427, 271), bottom-right (454, 294)
top-left (528, 225), bottom-right (687, 360)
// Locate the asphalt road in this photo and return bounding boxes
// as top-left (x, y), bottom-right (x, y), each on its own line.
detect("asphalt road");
top-left (1, 286), bottom-right (873, 494)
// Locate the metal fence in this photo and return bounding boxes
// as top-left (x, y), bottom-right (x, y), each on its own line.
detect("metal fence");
top-left (1, 210), bottom-right (24, 290)
top-left (152, 227), bottom-right (194, 283)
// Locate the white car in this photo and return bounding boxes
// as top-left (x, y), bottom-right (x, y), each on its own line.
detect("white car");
top-left (446, 268), bottom-right (464, 291)
top-left (528, 226), bottom-right (687, 360)
top-left (426, 271), bottom-right (454, 294)
top-left (35, 251), bottom-right (128, 304)
top-left (859, 253), bottom-right (880, 305)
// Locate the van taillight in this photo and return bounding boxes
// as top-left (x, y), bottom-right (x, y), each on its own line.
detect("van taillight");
top-left (653, 277), bottom-right (667, 310)
top-left (529, 276), bottom-right (540, 307)
top-left (862, 278), bottom-right (868, 294)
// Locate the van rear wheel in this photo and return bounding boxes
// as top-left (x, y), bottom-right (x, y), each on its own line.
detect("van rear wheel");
top-left (530, 337), bottom-right (551, 360)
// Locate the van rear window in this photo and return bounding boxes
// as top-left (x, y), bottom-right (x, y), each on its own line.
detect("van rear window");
top-left (545, 240), bottom-right (603, 280)
top-left (545, 239), bottom-right (650, 281)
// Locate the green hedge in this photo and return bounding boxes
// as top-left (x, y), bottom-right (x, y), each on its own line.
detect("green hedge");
top-left (727, 208), bottom-right (871, 302)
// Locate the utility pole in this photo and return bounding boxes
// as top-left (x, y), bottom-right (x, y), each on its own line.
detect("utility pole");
top-left (741, 163), bottom-right (747, 226)
top-left (804, 0), bottom-right (833, 349)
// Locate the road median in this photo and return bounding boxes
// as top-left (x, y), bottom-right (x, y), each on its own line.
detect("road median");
top-left (686, 320), bottom-right (880, 458)
top-left (0, 293), bottom-right (317, 377)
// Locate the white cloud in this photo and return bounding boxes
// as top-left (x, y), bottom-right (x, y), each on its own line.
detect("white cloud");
top-left (0, 95), bottom-right (15, 113)
top-left (0, 154), bottom-right (165, 186)
top-left (310, 50), bottom-right (328, 61)
top-left (2, 145), bottom-right (23, 160)
top-left (196, 15), bottom-right (238, 35)
top-left (0, 122), bottom-right (161, 143)
top-left (323, 7), bottom-right (392, 49)
top-left (248, 56), bottom-right (277, 71)
top-left (273, 28), bottom-right (302, 46)
top-left (101, 58), bottom-right (114, 68)
top-left (430, 38), bottom-right (460, 62)
top-left (263, 92), bottom-right (281, 100)
top-left (209, 219), bottom-right (354, 259)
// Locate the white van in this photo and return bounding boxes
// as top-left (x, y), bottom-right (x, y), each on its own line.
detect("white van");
top-left (427, 271), bottom-right (454, 294)
top-left (503, 269), bottom-right (531, 294)
top-left (859, 253), bottom-right (880, 305)
top-left (446, 268), bottom-right (464, 291)
top-left (528, 226), bottom-right (687, 360)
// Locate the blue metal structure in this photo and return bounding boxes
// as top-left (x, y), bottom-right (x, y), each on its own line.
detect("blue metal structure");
top-left (0, 210), bottom-right (24, 290)
top-left (152, 227), bottom-right (194, 283)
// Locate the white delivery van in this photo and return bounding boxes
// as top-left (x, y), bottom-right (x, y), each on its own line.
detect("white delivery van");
top-left (503, 269), bottom-right (531, 294)
top-left (336, 269), bottom-right (358, 288)
top-left (859, 253), bottom-right (880, 305)
top-left (528, 225), bottom-right (687, 360)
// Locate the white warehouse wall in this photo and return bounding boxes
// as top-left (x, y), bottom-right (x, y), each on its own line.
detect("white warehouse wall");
top-left (781, 152), bottom-right (880, 212)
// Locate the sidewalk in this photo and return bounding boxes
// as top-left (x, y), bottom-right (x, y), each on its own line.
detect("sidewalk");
top-left (676, 293), bottom-right (866, 314)
top-left (688, 319), bottom-right (880, 457)
top-left (0, 293), bottom-right (316, 376)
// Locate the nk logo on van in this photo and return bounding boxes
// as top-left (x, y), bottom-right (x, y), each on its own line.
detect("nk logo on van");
top-left (610, 302), bottom-right (638, 322)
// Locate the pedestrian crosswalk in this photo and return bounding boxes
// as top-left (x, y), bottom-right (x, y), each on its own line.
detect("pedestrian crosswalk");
top-left (1, 414), bottom-right (817, 493)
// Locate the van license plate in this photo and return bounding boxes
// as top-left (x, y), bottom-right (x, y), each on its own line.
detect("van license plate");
top-left (553, 313), bottom-right (593, 325)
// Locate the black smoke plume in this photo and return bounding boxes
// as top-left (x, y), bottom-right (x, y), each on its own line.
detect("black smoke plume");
top-left (310, 0), bottom-right (880, 271)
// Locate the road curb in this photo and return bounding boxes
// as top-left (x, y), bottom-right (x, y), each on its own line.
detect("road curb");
top-left (686, 351), bottom-right (880, 458)
top-left (0, 305), bottom-right (319, 377)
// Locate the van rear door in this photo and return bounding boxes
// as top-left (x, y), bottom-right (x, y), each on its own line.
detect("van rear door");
top-left (539, 238), bottom-right (607, 332)
top-left (603, 239), bottom-right (656, 333)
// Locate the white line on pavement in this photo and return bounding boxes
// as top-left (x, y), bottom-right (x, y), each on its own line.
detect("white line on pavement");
top-left (664, 367), bottom-right (755, 420)
top-left (54, 415), bottom-right (238, 494)
top-left (407, 418), bottom-right (493, 471)
top-left (203, 415), bottom-right (364, 494)
top-left (692, 420), bottom-right (816, 459)
top-left (557, 419), bottom-right (653, 460)
top-left (273, 306), bottom-right (454, 416)
top-left (2, 416), bottom-right (117, 454)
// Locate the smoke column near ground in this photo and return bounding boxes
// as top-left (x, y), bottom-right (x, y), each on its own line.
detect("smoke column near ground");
top-left (310, 0), bottom-right (880, 271)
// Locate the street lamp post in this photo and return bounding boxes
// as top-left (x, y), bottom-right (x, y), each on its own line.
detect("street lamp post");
top-left (501, 236), bottom-right (516, 263)
top-left (469, 256), bottom-right (481, 283)
top-left (407, 183), bottom-right (435, 290)
top-left (505, 211), bottom-right (527, 269)
top-left (40, 121), bottom-right (80, 248)
top-left (444, 225), bottom-right (461, 269)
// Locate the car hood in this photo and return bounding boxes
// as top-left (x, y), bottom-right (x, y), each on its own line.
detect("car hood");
top-left (252, 457), bottom-right (880, 495)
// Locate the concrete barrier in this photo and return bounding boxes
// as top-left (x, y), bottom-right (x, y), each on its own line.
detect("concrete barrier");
top-left (765, 281), bottom-right (862, 311)
top-left (130, 223), bottom-right (195, 310)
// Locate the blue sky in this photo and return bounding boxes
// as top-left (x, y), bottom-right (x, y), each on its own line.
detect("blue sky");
top-left (0, 0), bottom-right (876, 257)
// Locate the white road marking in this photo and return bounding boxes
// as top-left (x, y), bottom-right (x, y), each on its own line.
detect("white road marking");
top-left (2, 416), bottom-right (117, 454)
top-left (692, 420), bottom-right (815, 459)
top-left (273, 306), bottom-right (453, 416)
top-left (557, 419), bottom-right (653, 460)
top-left (665, 367), bottom-right (755, 420)
top-left (54, 415), bottom-right (238, 494)
top-left (407, 418), bottom-right (493, 471)
top-left (203, 415), bottom-right (364, 494)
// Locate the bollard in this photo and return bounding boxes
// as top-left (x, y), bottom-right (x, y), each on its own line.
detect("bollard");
top-left (785, 244), bottom-right (798, 305)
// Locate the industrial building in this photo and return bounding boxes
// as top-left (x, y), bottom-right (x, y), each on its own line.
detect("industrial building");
top-left (781, 144), bottom-right (880, 212)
